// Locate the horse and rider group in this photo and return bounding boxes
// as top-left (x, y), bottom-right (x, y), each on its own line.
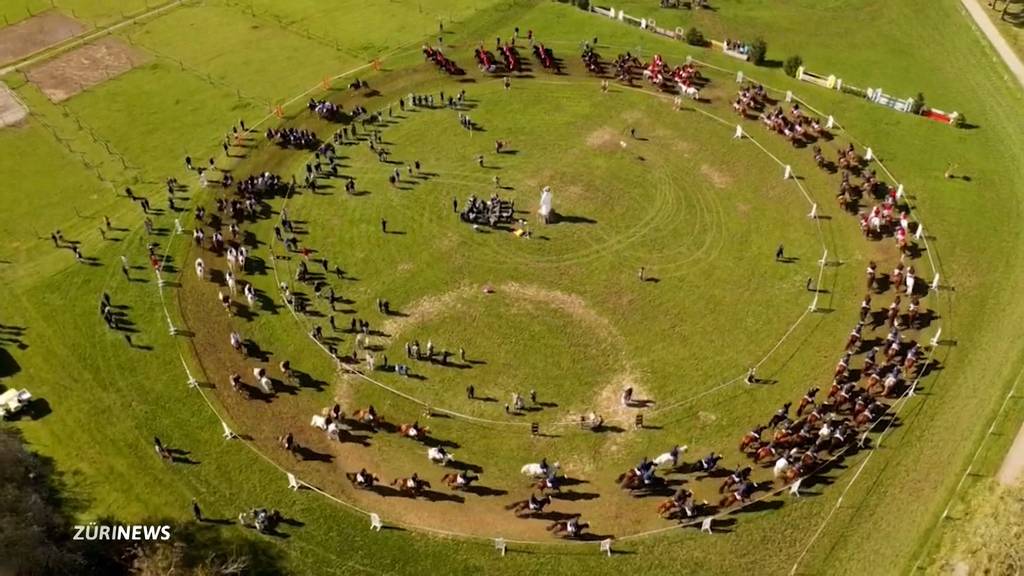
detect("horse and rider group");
top-left (169, 24), bottom-right (933, 541)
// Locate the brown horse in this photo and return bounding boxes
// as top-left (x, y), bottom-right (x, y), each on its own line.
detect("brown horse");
top-left (398, 423), bottom-right (430, 439)
top-left (440, 472), bottom-right (477, 490)
top-left (345, 471), bottom-right (379, 489)
top-left (740, 425), bottom-right (766, 452)
top-left (352, 407), bottom-right (382, 430)
top-left (547, 516), bottom-right (589, 538)
top-left (505, 494), bottom-right (551, 516)
top-left (391, 476), bottom-right (430, 496)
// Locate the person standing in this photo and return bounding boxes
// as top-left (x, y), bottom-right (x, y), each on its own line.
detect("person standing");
top-left (192, 498), bottom-right (203, 522)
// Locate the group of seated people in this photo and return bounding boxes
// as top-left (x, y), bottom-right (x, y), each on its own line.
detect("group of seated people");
top-left (266, 126), bottom-right (319, 149)
top-left (724, 38), bottom-right (751, 57)
top-left (459, 193), bottom-right (515, 227)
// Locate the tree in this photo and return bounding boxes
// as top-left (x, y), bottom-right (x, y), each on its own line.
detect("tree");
top-left (0, 426), bottom-right (86, 575)
top-left (685, 27), bottom-right (706, 47)
top-left (784, 55), bottom-right (803, 78)
top-left (749, 37), bottom-right (768, 66)
top-left (0, 427), bottom-right (286, 575)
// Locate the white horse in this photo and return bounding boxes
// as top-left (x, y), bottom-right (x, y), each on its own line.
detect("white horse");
top-left (310, 415), bottom-right (328, 430)
top-left (653, 445), bottom-right (688, 467)
top-left (521, 461), bottom-right (559, 478)
top-left (773, 456), bottom-right (791, 479)
top-left (427, 447), bottom-right (454, 465)
top-left (226, 272), bottom-right (236, 295)
top-left (679, 84), bottom-right (700, 100)
top-left (258, 376), bottom-right (273, 395)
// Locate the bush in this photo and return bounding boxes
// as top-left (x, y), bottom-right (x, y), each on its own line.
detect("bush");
top-left (574, 0), bottom-right (590, 10)
top-left (910, 91), bottom-right (926, 114)
top-left (783, 55), bottom-right (803, 78)
top-left (749, 37), bottom-right (768, 65)
top-left (685, 27), bottom-right (705, 47)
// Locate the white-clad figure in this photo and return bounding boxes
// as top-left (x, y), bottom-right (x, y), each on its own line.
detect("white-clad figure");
top-left (194, 258), bottom-right (205, 279)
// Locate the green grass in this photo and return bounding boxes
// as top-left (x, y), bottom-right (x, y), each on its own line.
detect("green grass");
top-left (1, 1), bottom-right (1023, 574)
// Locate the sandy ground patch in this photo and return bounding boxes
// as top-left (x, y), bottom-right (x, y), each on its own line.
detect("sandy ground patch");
top-left (0, 82), bottom-right (28, 127)
top-left (997, 422), bottom-right (1024, 486)
top-left (26, 36), bottom-right (147, 102)
top-left (585, 126), bottom-right (622, 151)
top-left (700, 163), bottom-right (733, 189)
top-left (0, 11), bottom-right (86, 66)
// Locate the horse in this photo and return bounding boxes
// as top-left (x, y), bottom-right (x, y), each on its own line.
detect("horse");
top-left (773, 456), bottom-right (791, 479)
top-left (440, 472), bottom-right (478, 490)
top-left (505, 494), bottom-right (551, 516)
top-left (398, 423), bottom-right (430, 439)
top-left (547, 516), bottom-right (589, 539)
top-left (679, 84), bottom-right (700, 100)
top-left (346, 471), bottom-right (379, 489)
top-left (427, 446), bottom-right (454, 465)
top-left (718, 481), bottom-right (757, 508)
top-left (521, 461), bottom-right (559, 478)
top-left (391, 476), bottom-right (431, 496)
top-left (534, 474), bottom-right (562, 493)
top-left (351, 406), bottom-right (381, 430)
top-left (653, 445), bottom-right (688, 467)
top-left (797, 387), bottom-right (820, 416)
top-left (740, 425), bottom-right (767, 452)
top-left (719, 466), bottom-right (752, 493)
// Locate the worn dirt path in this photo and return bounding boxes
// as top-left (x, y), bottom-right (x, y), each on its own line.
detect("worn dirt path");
top-left (961, 0), bottom-right (1024, 91)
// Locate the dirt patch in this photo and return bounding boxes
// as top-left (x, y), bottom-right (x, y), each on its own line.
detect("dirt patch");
top-left (26, 36), bottom-right (147, 102)
top-left (700, 163), bottom-right (733, 189)
top-left (585, 126), bottom-right (623, 151)
top-left (0, 11), bottom-right (87, 66)
top-left (997, 422), bottom-right (1024, 486)
top-left (0, 82), bottom-right (28, 127)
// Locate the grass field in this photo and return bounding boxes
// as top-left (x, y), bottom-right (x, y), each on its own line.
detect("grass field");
top-left (1, 1), bottom-right (1023, 575)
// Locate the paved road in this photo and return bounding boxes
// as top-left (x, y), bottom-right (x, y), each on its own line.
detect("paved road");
top-left (961, 0), bottom-right (1024, 91)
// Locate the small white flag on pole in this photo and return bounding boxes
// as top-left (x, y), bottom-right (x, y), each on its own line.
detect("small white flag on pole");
top-left (733, 125), bottom-right (744, 140)
top-left (370, 513), bottom-right (383, 531)
top-left (600, 539), bottom-right (613, 557)
top-left (287, 473), bottom-right (301, 490)
top-left (700, 517), bottom-right (713, 534)
top-left (896, 183), bottom-right (904, 199)
top-left (783, 165), bottom-right (793, 180)
top-left (174, 219), bottom-right (183, 235)
top-left (221, 421), bottom-right (237, 440)
top-left (736, 70), bottom-right (744, 84)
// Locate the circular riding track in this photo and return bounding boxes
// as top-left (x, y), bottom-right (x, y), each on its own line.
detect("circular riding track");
top-left (173, 42), bottom-right (943, 544)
